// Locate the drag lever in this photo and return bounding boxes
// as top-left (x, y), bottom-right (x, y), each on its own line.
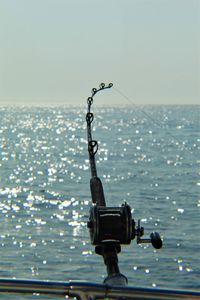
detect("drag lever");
top-left (136, 220), bottom-right (162, 249)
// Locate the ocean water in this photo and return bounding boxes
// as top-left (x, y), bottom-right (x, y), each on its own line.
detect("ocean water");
top-left (0, 105), bottom-right (199, 297)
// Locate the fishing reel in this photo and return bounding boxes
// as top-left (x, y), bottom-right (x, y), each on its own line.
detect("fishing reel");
top-left (87, 202), bottom-right (162, 250)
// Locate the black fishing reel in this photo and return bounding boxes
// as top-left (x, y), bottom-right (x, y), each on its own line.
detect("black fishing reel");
top-left (87, 202), bottom-right (162, 250)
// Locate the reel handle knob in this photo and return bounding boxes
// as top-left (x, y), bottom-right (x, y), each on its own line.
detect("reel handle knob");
top-left (150, 232), bottom-right (163, 249)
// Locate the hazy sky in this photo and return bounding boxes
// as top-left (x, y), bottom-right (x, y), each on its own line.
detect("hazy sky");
top-left (0, 0), bottom-right (199, 106)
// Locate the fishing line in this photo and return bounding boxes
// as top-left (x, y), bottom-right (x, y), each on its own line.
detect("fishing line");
top-left (113, 86), bottom-right (196, 158)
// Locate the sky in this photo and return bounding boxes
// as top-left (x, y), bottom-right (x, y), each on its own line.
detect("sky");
top-left (0, 0), bottom-right (199, 106)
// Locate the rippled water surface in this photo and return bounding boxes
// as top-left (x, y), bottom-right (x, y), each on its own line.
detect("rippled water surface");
top-left (0, 106), bottom-right (199, 296)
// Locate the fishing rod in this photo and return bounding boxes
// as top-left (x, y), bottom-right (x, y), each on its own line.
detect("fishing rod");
top-left (86, 82), bottom-right (113, 207)
top-left (86, 83), bottom-right (163, 286)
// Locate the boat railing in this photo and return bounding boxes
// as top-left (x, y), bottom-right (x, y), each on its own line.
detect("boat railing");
top-left (0, 279), bottom-right (200, 299)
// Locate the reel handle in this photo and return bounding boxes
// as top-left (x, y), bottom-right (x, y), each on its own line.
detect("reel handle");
top-left (150, 232), bottom-right (163, 249)
top-left (136, 220), bottom-right (162, 249)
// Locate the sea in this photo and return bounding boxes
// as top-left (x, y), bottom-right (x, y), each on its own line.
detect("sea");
top-left (0, 105), bottom-right (199, 298)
